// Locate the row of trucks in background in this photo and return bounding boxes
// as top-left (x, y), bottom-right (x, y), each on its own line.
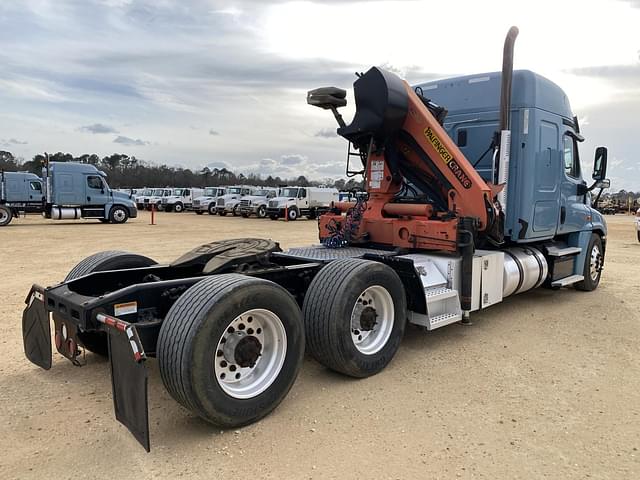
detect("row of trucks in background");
top-left (0, 162), bottom-right (138, 227)
top-left (135, 185), bottom-right (341, 221)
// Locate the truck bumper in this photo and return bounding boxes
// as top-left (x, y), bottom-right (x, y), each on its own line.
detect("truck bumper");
top-left (130, 206), bottom-right (138, 219)
top-left (266, 208), bottom-right (285, 218)
top-left (240, 206), bottom-right (259, 215)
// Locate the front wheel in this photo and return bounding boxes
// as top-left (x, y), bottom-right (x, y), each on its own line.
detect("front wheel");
top-left (157, 275), bottom-right (304, 427)
top-left (575, 233), bottom-right (604, 291)
top-left (287, 206), bottom-right (299, 221)
top-left (195, 211), bottom-right (204, 215)
top-left (637, 230), bottom-right (640, 243)
top-left (257, 206), bottom-right (267, 218)
top-left (109, 205), bottom-right (129, 224)
top-left (0, 205), bottom-right (12, 226)
top-left (174, 202), bottom-right (184, 213)
top-left (208, 203), bottom-right (217, 215)
top-left (232, 205), bottom-right (240, 217)
top-left (303, 259), bottom-right (407, 377)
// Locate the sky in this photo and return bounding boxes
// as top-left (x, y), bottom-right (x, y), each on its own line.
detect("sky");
top-left (0, 0), bottom-right (639, 189)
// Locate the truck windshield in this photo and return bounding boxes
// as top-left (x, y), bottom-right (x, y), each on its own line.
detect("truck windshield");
top-left (204, 187), bottom-right (217, 196)
top-left (164, 190), bottom-right (172, 196)
top-left (173, 189), bottom-right (184, 196)
top-left (228, 187), bottom-right (241, 194)
top-left (153, 189), bottom-right (164, 196)
top-left (253, 190), bottom-right (270, 196)
top-left (282, 188), bottom-right (299, 197)
top-left (144, 189), bottom-right (153, 195)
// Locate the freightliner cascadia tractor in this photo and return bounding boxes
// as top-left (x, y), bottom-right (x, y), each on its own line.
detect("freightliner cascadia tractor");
top-left (1, 161), bottom-right (137, 226)
top-left (21, 28), bottom-right (609, 450)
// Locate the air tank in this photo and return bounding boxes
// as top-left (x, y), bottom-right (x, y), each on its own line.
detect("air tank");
top-left (503, 246), bottom-right (548, 297)
top-left (51, 207), bottom-right (81, 220)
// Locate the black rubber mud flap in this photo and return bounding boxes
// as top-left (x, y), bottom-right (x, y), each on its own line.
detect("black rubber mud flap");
top-left (22, 285), bottom-right (52, 370)
top-left (107, 329), bottom-right (150, 452)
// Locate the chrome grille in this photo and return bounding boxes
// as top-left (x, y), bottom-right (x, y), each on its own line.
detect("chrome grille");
top-left (217, 198), bottom-right (225, 207)
top-left (240, 199), bottom-right (251, 207)
top-left (269, 200), bottom-right (278, 208)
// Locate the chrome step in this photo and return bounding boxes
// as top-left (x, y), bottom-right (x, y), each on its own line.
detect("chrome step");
top-left (429, 312), bottom-right (462, 329)
top-left (547, 246), bottom-right (582, 257)
top-left (425, 286), bottom-right (458, 303)
top-left (551, 274), bottom-right (584, 287)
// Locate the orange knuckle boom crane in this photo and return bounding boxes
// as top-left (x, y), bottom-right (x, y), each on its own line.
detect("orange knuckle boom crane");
top-left (311, 68), bottom-right (499, 253)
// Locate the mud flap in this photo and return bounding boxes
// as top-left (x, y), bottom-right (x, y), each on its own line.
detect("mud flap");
top-left (22, 285), bottom-right (52, 370)
top-left (107, 329), bottom-right (150, 452)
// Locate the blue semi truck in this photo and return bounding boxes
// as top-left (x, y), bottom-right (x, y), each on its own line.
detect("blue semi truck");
top-left (0, 161), bottom-right (137, 226)
top-left (22, 28), bottom-right (611, 450)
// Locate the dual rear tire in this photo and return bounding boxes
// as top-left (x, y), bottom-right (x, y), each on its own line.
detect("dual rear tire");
top-left (158, 275), bottom-right (304, 427)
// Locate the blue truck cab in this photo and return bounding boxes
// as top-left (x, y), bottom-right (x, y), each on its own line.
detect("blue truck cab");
top-left (43, 162), bottom-right (137, 223)
top-left (0, 162), bottom-right (137, 226)
top-left (416, 70), bottom-right (609, 286)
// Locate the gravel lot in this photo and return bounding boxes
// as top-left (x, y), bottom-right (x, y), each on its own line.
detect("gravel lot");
top-left (1, 212), bottom-right (638, 479)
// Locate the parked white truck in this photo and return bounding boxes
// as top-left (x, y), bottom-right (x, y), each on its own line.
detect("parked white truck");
top-left (239, 187), bottom-right (279, 218)
top-left (191, 187), bottom-right (227, 215)
top-left (636, 208), bottom-right (640, 242)
top-left (267, 186), bottom-right (339, 221)
top-left (135, 188), bottom-right (153, 210)
top-left (162, 188), bottom-right (204, 212)
top-left (215, 186), bottom-right (254, 216)
top-left (144, 188), bottom-right (171, 211)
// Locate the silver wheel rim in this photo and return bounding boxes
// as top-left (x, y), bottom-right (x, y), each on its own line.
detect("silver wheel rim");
top-left (350, 285), bottom-right (394, 355)
top-left (214, 309), bottom-right (287, 399)
top-left (589, 244), bottom-right (601, 281)
top-left (113, 209), bottom-right (126, 222)
top-left (0, 208), bottom-right (9, 224)
top-left (289, 209), bottom-right (297, 219)
top-left (175, 204), bottom-right (182, 212)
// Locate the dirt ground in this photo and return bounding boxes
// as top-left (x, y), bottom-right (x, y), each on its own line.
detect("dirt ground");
top-left (1, 211), bottom-right (638, 479)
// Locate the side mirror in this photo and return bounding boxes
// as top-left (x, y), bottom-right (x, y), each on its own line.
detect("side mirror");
top-left (592, 146), bottom-right (607, 181)
top-left (594, 179), bottom-right (610, 189)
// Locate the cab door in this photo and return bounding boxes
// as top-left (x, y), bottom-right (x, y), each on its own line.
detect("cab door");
top-left (85, 175), bottom-right (109, 206)
top-left (557, 134), bottom-right (589, 234)
top-left (28, 180), bottom-right (44, 202)
top-left (298, 188), bottom-right (309, 208)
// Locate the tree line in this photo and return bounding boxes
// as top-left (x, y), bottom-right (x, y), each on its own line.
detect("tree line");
top-left (0, 151), bottom-right (364, 191)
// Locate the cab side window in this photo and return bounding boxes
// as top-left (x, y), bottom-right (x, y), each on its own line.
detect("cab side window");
top-left (30, 181), bottom-right (42, 191)
top-left (87, 176), bottom-right (103, 189)
top-left (563, 136), bottom-right (580, 178)
top-left (298, 188), bottom-right (307, 198)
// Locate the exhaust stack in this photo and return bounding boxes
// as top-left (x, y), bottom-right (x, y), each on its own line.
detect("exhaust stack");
top-left (496, 26), bottom-right (519, 213)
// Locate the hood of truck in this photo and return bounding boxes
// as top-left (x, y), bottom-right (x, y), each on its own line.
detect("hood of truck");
top-left (270, 196), bottom-right (296, 205)
top-left (242, 195), bottom-right (269, 203)
top-left (219, 194), bottom-right (240, 201)
top-left (112, 190), bottom-right (136, 206)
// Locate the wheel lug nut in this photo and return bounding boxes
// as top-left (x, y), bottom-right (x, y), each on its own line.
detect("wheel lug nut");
top-left (220, 360), bottom-right (227, 368)
top-left (229, 365), bottom-right (237, 372)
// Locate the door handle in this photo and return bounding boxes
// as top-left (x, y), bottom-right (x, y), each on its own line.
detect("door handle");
top-left (87, 196), bottom-right (91, 202)
top-left (560, 206), bottom-right (566, 224)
